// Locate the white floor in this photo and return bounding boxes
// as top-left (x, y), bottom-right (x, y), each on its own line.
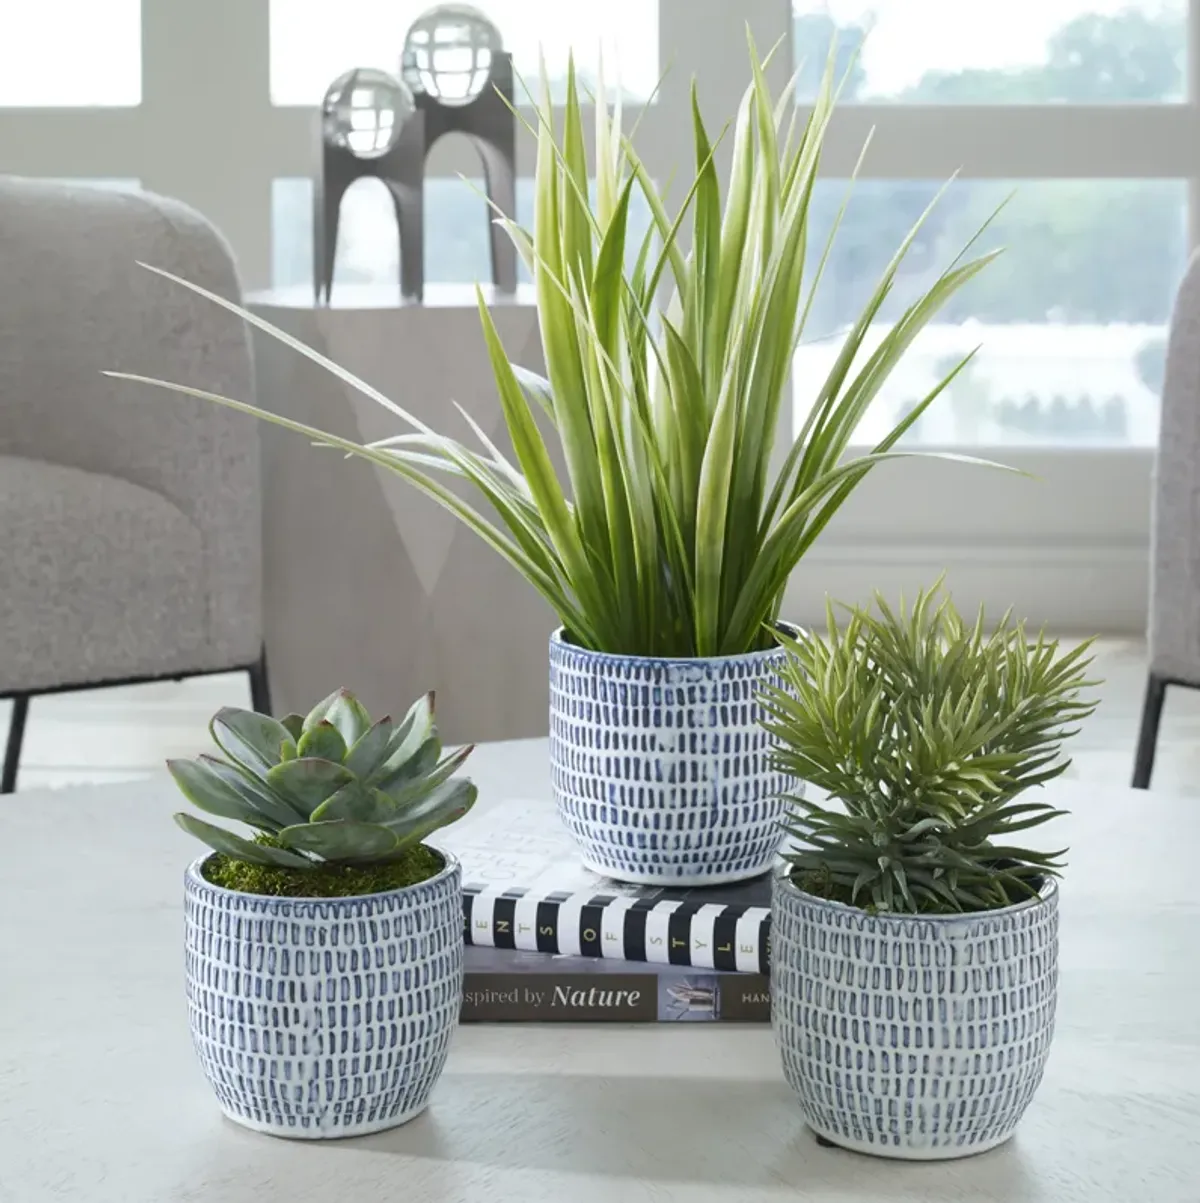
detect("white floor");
top-left (3, 638), bottom-right (1198, 794)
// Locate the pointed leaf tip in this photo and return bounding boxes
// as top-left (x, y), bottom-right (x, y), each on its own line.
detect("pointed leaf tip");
top-left (280, 713), bottom-right (305, 741)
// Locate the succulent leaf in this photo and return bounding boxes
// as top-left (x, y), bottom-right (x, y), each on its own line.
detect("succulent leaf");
top-left (265, 757), bottom-right (355, 815)
top-left (296, 720), bottom-right (348, 764)
top-left (210, 707), bottom-right (293, 775)
top-left (382, 777), bottom-right (478, 846)
top-left (175, 812), bottom-right (313, 868)
top-left (344, 716), bottom-right (396, 781)
top-left (276, 819), bottom-right (400, 863)
top-left (392, 801), bottom-right (476, 854)
top-left (193, 753), bottom-right (308, 829)
top-left (374, 733), bottom-right (441, 794)
top-left (280, 739), bottom-right (297, 763)
top-left (309, 781), bottom-right (402, 825)
top-left (382, 744), bottom-right (475, 809)
top-left (376, 693), bottom-right (436, 778)
top-left (303, 688), bottom-right (372, 746)
top-left (302, 688), bottom-right (345, 732)
top-left (280, 713), bottom-right (306, 742)
top-left (168, 757), bottom-right (272, 830)
top-left (326, 691), bottom-right (373, 747)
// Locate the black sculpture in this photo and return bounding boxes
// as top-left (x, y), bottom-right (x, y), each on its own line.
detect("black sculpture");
top-left (315, 5), bottom-right (519, 304)
top-left (314, 67), bottom-right (424, 304)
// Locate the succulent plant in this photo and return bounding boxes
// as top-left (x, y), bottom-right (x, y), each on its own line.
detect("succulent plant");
top-left (170, 689), bottom-right (476, 869)
top-left (761, 582), bottom-right (1099, 914)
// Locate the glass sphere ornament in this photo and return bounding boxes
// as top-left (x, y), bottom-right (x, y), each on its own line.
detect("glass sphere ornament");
top-left (322, 67), bottom-right (415, 159)
top-left (401, 4), bottom-right (503, 107)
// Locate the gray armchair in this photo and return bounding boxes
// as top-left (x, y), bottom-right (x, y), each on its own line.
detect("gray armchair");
top-left (0, 178), bottom-right (264, 791)
top-left (1133, 249), bottom-right (1200, 788)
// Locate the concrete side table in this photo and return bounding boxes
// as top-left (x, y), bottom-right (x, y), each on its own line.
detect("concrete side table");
top-left (248, 284), bottom-right (555, 743)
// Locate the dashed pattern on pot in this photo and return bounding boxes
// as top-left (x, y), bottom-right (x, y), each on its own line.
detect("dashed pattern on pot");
top-left (184, 852), bottom-right (463, 1139)
top-left (771, 874), bottom-right (1058, 1161)
top-left (549, 629), bottom-right (795, 886)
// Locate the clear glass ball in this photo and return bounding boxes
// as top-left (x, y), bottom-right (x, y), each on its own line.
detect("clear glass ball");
top-left (322, 67), bottom-right (415, 159)
top-left (401, 4), bottom-right (504, 108)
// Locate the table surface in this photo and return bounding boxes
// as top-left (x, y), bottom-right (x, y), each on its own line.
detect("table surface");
top-left (2, 739), bottom-right (1198, 1202)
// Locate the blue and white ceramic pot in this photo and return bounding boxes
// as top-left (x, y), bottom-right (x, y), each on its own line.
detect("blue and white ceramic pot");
top-left (183, 847), bottom-right (463, 1139)
top-left (548, 627), bottom-right (796, 886)
top-left (772, 872), bottom-right (1059, 1160)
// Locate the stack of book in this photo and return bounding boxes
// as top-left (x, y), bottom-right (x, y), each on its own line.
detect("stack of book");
top-left (438, 800), bottom-right (771, 1024)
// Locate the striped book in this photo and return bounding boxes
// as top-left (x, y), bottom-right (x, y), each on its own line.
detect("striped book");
top-left (437, 796), bottom-right (773, 973)
top-left (463, 879), bottom-right (770, 972)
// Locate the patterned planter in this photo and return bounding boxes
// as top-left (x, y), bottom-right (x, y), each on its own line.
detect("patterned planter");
top-left (771, 872), bottom-right (1058, 1160)
top-left (183, 848), bottom-right (463, 1139)
top-left (548, 627), bottom-right (795, 885)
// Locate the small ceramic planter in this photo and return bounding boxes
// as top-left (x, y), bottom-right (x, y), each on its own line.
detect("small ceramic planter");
top-left (772, 872), bottom-right (1058, 1160)
top-left (183, 848), bottom-right (463, 1139)
top-left (548, 628), bottom-right (795, 885)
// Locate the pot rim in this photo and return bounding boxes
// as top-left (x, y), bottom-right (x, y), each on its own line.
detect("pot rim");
top-left (550, 621), bottom-right (802, 666)
top-left (184, 840), bottom-right (460, 906)
top-left (773, 864), bottom-right (1058, 922)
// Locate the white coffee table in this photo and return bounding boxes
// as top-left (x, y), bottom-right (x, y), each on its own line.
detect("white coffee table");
top-left (2, 739), bottom-right (1198, 1202)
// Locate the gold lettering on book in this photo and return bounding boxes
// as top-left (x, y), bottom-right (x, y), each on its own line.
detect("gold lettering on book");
top-left (582, 928), bottom-right (597, 942)
top-left (539, 924), bottom-right (554, 936)
top-left (496, 920), bottom-right (510, 933)
top-left (717, 942), bottom-right (731, 953)
top-left (671, 938), bottom-right (686, 948)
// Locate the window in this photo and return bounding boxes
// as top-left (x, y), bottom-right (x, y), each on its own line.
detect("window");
top-left (0, 1), bottom-right (141, 106)
top-left (269, 0), bottom-right (660, 105)
top-left (794, 0), bottom-right (1186, 103)
top-left (797, 180), bottom-right (1187, 446)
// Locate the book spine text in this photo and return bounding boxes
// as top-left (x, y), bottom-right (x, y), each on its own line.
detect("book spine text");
top-left (465, 888), bottom-right (771, 973)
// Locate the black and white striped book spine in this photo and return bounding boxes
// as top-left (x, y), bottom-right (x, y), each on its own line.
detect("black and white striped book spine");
top-left (463, 885), bottom-right (771, 974)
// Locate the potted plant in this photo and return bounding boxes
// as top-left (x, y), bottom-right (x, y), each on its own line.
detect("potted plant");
top-left (761, 583), bottom-right (1098, 1160)
top-left (112, 40), bottom-right (1007, 885)
top-left (173, 687), bottom-right (476, 1139)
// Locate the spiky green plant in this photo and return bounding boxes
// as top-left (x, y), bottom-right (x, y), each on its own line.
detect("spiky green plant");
top-left (170, 689), bottom-right (476, 869)
top-left (107, 37), bottom-right (1012, 658)
top-left (760, 583), bottom-right (1099, 914)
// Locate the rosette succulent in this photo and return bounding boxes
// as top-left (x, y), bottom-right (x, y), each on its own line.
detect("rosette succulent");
top-left (170, 689), bottom-right (476, 869)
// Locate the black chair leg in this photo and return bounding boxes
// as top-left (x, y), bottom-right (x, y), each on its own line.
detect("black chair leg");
top-left (247, 650), bottom-right (272, 717)
top-left (1132, 673), bottom-right (1168, 789)
top-left (2, 695), bottom-right (29, 794)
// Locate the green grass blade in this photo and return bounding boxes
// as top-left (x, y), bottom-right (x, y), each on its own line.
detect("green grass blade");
top-left (474, 292), bottom-right (616, 637)
top-left (105, 371), bottom-right (600, 647)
